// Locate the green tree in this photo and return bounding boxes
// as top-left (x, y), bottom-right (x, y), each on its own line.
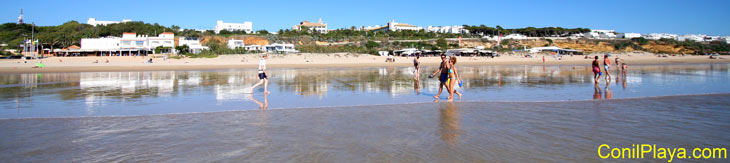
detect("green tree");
top-left (175, 44), bottom-right (189, 54)
top-left (631, 37), bottom-right (648, 45)
top-left (436, 38), bottom-right (448, 50)
top-left (365, 40), bottom-right (380, 49)
top-left (218, 30), bottom-right (231, 35)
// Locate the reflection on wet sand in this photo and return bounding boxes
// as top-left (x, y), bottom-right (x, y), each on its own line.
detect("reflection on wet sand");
top-left (0, 64), bottom-right (729, 118)
top-left (413, 78), bottom-right (420, 95)
top-left (2, 64), bottom-right (726, 102)
top-left (604, 82), bottom-right (613, 99)
top-left (250, 94), bottom-right (269, 110)
top-left (439, 102), bottom-right (461, 147)
top-left (593, 83), bottom-right (602, 100)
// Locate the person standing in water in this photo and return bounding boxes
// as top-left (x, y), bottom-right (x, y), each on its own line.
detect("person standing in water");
top-left (592, 56), bottom-right (601, 83)
top-left (413, 55), bottom-right (421, 80)
top-left (615, 56), bottom-right (621, 74)
top-left (603, 54), bottom-right (612, 80)
top-left (542, 55), bottom-right (546, 63)
top-left (448, 57), bottom-right (463, 101)
top-left (250, 55), bottom-right (270, 94)
top-left (430, 54), bottom-right (451, 99)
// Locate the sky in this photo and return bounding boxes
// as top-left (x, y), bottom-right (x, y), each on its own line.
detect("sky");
top-left (2, 0), bottom-right (729, 35)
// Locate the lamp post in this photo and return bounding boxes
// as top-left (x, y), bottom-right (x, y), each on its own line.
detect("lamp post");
top-left (31, 22), bottom-right (35, 58)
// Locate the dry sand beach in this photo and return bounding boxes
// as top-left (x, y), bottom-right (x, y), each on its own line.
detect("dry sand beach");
top-left (1, 52), bottom-right (728, 73)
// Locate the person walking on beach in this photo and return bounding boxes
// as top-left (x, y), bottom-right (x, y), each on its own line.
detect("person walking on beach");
top-left (250, 55), bottom-right (270, 94)
top-left (542, 55), bottom-right (546, 63)
top-left (430, 54), bottom-right (451, 99)
top-left (592, 56), bottom-right (601, 83)
top-left (603, 54), bottom-right (612, 80)
top-left (615, 56), bottom-right (622, 74)
top-left (448, 57), bottom-right (463, 101)
top-left (413, 55), bottom-right (421, 80)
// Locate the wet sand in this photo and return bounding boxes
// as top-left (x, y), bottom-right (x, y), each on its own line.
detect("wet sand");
top-left (1, 53), bottom-right (728, 73)
top-left (1, 94), bottom-right (729, 162)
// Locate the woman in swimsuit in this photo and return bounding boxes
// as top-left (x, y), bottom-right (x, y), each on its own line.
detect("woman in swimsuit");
top-left (592, 56), bottom-right (601, 83)
top-left (448, 57), bottom-right (462, 101)
top-left (413, 55), bottom-right (420, 80)
top-left (603, 54), bottom-right (611, 80)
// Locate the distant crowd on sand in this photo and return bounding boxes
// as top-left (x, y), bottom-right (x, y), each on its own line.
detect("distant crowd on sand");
top-left (24, 55), bottom-right (167, 69)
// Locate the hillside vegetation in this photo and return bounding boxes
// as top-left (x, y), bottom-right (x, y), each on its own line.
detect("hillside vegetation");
top-left (1, 21), bottom-right (728, 56)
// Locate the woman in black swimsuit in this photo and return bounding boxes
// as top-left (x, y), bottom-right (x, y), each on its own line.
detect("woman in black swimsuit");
top-left (413, 55), bottom-right (420, 80)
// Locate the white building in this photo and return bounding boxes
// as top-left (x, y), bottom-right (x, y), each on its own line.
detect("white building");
top-left (263, 43), bottom-right (297, 53)
top-left (87, 18), bottom-right (132, 26)
top-left (292, 18), bottom-right (328, 33)
top-left (642, 33), bottom-right (678, 40)
top-left (81, 32), bottom-right (172, 56)
top-left (426, 25), bottom-right (468, 34)
top-left (705, 36), bottom-right (723, 42)
top-left (178, 37), bottom-right (208, 54)
top-left (722, 36), bottom-right (730, 44)
top-left (502, 33), bottom-right (528, 40)
top-left (245, 45), bottom-right (262, 51)
top-left (149, 32), bottom-right (175, 53)
top-left (583, 30), bottom-right (616, 39)
top-left (569, 33), bottom-right (584, 38)
top-left (617, 33), bottom-right (641, 39)
top-left (227, 39), bottom-right (245, 49)
top-left (387, 20), bottom-right (423, 31)
top-left (677, 34), bottom-right (706, 42)
top-left (214, 20), bottom-right (253, 34)
top-left (359, 25), bottom-right (375, 31)
top-left (81, 37), bottom-right (122, 51)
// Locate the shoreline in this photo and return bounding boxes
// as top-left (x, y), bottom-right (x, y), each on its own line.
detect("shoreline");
top-left (1, 53), bottom-right (728, 73)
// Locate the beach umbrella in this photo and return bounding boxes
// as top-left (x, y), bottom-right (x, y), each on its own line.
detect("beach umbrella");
top-left (444, 49), bottom-right (458, 56)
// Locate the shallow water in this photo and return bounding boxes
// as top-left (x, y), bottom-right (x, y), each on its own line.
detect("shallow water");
top-left (1, 63), bottom-right (729, 118)
top-left (1, 63), bottom-right (730, 162)
top-left (1, 94), bottom-right (729, 162)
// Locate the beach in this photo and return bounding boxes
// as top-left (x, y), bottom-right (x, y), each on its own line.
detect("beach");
top-left (1, 60), bottom-right (730, 162)
top-left (1, 52), bottom-right (728, 73)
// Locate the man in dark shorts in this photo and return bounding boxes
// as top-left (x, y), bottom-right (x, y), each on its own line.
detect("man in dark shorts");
top-left (430, 54), bottom-right (451, 99)
top-left (250, 55), bottom-right (269, 94)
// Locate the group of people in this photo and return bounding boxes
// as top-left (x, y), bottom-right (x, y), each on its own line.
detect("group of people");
top-left (592, 54), bottom-right (628, 83)
top-left (412, 54), bottom-right (463, 101)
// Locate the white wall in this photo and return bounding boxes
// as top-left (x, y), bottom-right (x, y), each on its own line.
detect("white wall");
top-left (214, 21), bottom-right (253, 34)
top-left (81, 38), bottom-right (120, 50)
top-left (227, 40), bottom-right (245, 49)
